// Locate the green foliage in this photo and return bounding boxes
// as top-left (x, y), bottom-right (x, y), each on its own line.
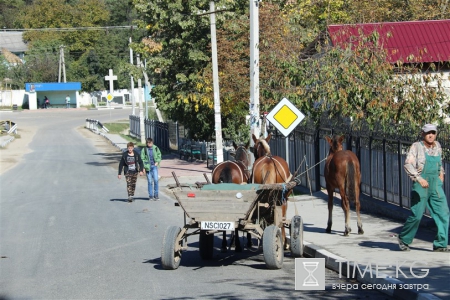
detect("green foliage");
top-left (19, 0), bottom-right (109, 52)
top-left (0, 55), bottom-right (9, 80)
top-left (286, 32), bottom-right (448, 129)
top-left (130, 0), bottom-right (450, 138)
top-left (6, 0), bottom-right (146, 92)
top-left (131, 0), bottom-right (248, 140)
top-left (0, 0), bottom-right (26, 28)
top-left (2, 0), bottom-right (449, 132)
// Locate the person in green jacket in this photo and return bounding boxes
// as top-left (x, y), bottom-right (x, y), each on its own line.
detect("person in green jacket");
top-left (141, 138), bottom-right (162, 200)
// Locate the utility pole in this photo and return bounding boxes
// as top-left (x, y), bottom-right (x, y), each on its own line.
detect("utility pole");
top-left (210, 1), bottom-right (224, 164)
top-left (137, 54), bottom-right (146, 144)
top-left (144, 59), bottom-right (148, 119)
top-left (249, 0), bottom-right (260, 144)
top-left (129, 37), bottom-right (136, 115)
top-left (58, 45), bottom-right (66, 83)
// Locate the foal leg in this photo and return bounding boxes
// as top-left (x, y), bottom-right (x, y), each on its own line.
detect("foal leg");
top-left (355, 197), bottom-right (364, 234)
top-left (340, 193), bottom-right (351, 236)
top-left (326, 186), bottom-right (334, 233)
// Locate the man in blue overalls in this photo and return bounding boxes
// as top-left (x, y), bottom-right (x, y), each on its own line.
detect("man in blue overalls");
top-left (398, 124), bottom-right (448, 252)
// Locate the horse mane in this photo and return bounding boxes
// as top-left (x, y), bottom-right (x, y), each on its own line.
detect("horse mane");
top-left (235, 147), bottom-right (248, 162)
top-left (259, 138), bottom-right (271, 155)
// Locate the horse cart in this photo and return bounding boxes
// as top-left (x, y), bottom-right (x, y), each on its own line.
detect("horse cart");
top-left (161, 177), bottom-right (304, 270)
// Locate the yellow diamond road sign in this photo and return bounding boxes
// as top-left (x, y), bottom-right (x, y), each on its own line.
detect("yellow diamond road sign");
top-left (266, 98), bottom-right (305, 137)
top-left (106, 93), bottom-right (114, 102)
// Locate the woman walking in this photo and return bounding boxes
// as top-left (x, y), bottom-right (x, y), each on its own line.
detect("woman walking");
top-left (118, 142), bottom-right (144, 202)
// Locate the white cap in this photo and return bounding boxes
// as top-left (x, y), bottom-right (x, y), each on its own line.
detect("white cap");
top-left (422, 124), bottom-right (437, 133)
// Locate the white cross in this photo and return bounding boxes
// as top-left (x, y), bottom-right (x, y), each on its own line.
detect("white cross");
top-left (104, 69), bottom-right (117, 94)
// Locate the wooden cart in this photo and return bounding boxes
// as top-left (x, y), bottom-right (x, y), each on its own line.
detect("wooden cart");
top-left (161, 179), bottom-right (304, 270)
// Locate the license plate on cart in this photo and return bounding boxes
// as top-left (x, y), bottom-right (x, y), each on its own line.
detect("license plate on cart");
top-left (201, 221), bottom-right (235, 231)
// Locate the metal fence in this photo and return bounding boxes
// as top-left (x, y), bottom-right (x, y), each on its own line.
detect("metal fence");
top-left (131, 114), bottom-right (449, 211)
top-left (129, 115), bottom-right (170, 151)
top-left (85, 118), bottom-right (109, 134)
top-left (267, 118), bottom-right (449, 211)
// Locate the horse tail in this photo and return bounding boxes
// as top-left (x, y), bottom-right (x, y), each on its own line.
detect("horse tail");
top-left (346, 161), bottom-right (356, 203)
top-left (219, 166), bottom-right (232, 183)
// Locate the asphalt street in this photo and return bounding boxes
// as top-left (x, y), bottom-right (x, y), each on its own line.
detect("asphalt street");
top-left (1, 108), bottom-right (396, 299)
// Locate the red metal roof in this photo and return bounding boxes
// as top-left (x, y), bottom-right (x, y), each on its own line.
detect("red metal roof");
top-left (327, 19), bottom-right (450, 63)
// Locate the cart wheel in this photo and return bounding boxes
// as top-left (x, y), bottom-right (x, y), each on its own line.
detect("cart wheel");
top-left (290, 215), bottom-right (304, 257)
top-left (263, 225), bottom-right (284, 269)
top-left (199, 230), bottom-right (214, 259)
top-left (161, 226), bottom-right (183, 270)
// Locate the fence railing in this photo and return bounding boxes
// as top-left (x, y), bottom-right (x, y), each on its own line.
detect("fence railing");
top-left (85, 119), bottom-right (109, 134)
top-left (134, 115), bottom-right (449, 212)
top-left (266, 120), bottom-right (449, 212)
top-left (129, 115), bottom-right (170, 151)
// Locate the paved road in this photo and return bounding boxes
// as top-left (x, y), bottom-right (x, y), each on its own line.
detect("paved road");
top-left (0, 109), bottom-right (395, 299)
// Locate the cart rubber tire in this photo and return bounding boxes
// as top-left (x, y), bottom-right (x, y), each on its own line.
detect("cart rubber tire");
top-left (263, 225), bottom-right (284, 269)
top-left (161, 226), bottom-right (182, 270)
top-left (199, 230), bottom-right (214, 259)
top-left (290, 215), bottom-right (304, 257)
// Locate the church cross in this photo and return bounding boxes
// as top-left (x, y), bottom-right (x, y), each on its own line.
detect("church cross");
top-left (104, 69), bottom-right (117, 94)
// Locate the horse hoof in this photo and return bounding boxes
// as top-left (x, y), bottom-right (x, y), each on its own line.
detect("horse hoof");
top-left (325, 228), bottom-right (331, 233)
top-left (358, 229), bottom-right (364, 235)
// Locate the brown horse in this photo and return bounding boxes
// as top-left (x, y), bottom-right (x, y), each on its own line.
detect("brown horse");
top-left (211, 142), bottom-right (251, 184)
top-left (324, 135), bottom-right (364, 236)
top-left (251, 134), bottom-right (292, 249)
top-left (211, 142), bottom-right (251, 252)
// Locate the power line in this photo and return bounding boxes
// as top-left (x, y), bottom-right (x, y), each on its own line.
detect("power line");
top-left (1, 26), bottom-right (134, 32)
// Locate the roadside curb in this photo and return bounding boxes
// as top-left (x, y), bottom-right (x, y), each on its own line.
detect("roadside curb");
top-left (303, 242), bottom-right (441, 300)
top-left (86, 128), bottom-right (126, 152)
top-left (0, 135), bottom-right (15, 148)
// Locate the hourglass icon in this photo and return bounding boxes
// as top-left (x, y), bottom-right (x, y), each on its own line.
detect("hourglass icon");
top-left (302, 261), bottom-right (319, 286)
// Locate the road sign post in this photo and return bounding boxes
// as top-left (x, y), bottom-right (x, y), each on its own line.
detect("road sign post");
top-left (266, 98), bottom-right (305, 165)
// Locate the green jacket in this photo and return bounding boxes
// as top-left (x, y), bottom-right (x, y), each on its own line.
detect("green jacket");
top-left (140, 145), bottom-right (162, 171)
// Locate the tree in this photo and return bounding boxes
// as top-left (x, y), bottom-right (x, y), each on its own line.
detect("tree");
top-left (18, 0), bottom-right (110, 52)
top-left (0, 0), bottom-right (26, 29)
top-left (105, 0), bottom-right (138, 26)
top-left (131, 0), bottom-right (248, 140)
top-left (288, 31), bottom-right (447, 129)
top-left (132, 0), bottom-right (308, 140)
top-left (10, 0), bottom-right (146, 91)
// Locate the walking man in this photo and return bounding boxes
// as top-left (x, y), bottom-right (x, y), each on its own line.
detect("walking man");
top-left (398, 124), bottom-right (448, 252)
top-left (141, 138), bottom-right (162, 200)
top-left (65, 95), bottom-right (71, 109)
top-left (118, 142), bottom-right (144, 202)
